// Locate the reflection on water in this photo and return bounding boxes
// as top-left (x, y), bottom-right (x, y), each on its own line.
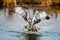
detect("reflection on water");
top-left (0, 6), bottom-right (60, 40)
top-left (24, 34), bottom-right (40, 40)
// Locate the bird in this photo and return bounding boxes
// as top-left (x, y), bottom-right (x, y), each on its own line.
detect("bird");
top-left (15, 7), bottom-right (50, 31)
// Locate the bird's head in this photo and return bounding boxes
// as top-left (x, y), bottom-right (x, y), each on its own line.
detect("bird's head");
top-left (28, 18), bottom-right (32, 23)
top-left (35, 11), bottom-right (39, 14)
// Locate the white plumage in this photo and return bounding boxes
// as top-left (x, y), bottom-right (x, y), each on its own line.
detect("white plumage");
top-left (15, 7), bottom-right (24, 14)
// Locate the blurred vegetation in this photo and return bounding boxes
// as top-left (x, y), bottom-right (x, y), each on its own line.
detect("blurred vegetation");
top-left (1, 0), bottom-right (60, 7)
top-left (16, 0), bottom-right (60, 6)
top-left (0, 0), bottom-right (60, 17)
top-left (0, 0), bottom-right (3, 9)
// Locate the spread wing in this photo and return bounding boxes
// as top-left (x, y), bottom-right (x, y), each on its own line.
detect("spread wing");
top-left (32, 11), bottom-right (41, 25)
top-left (15, 7), bottom-right (30, 21)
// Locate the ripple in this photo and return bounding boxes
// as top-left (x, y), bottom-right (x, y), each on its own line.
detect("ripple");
top-left (1, 29), bottom-right (60, 37)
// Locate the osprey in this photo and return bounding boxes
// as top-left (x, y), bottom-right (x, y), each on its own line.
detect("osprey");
top-left (15, 7), bottom-right (50, 31)
top-left (21, 9), bottom-right (41, 31)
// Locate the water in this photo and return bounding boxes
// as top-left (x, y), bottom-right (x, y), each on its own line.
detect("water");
top-left (0, 7), bottom-right (60, 40)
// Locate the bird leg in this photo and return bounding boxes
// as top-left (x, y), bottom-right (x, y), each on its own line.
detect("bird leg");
top-left (24, 23), bottom-right (38, 32)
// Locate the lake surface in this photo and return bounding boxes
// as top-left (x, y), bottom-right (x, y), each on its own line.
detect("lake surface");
top-left (0, 7), bottom-right (60, 40)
